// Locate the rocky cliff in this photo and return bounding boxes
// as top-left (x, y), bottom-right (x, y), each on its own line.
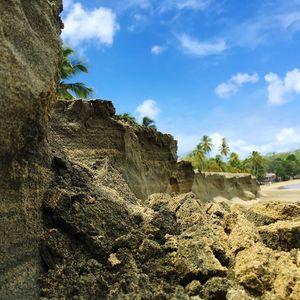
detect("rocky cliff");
top-left (0, 1), bottom-right (62, 299)
top-left (49, 100), bottom-right (177, 201)
top-left (192, 172), bottom-right (259, 201)
top-left (49, 100), bottom-right (259, 202)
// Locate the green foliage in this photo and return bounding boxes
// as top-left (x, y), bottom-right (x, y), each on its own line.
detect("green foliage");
top-left (201, 135), bottom-right (213, 156)
top-left (117, 113), bottom-right (138, 125)
top-left (184, 135), bottom-right (267, 180)
top-left (142, 116), bottom-right (156, 129)
top-left (266, 151), bottom-right (300, 180)
top-left (58, 46), bottom-right (93, 100)
top-left (249, 151), bottom-right (266, 181)
top-left (219, 137), bottom-right (230, 157)
top-left (186, 135), bottom-right (300, 181)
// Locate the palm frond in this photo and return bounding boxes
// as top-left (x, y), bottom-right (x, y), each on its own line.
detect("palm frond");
top-left (62, 82), bottom-right (93, 99)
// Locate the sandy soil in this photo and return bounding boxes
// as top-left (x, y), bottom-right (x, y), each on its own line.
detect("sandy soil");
top-left (259, 179), bottom-right (300, 202)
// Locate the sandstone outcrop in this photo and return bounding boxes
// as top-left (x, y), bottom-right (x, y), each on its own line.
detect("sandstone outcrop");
top-left (0, 1), bottom-right (62, 299)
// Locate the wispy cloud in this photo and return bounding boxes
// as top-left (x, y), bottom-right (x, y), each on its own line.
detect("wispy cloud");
top-left (128, 14), bottom-right (149, 33)
top-left (215, 73), bottom-right (259, 98)
top-left (160, 0), bottom-right (212, 12)
top-left (265, 69), bottom-right (300, 105)
top-left (136, 99), bottom-right (160, 120)
top-left (230, 10), bottom-right (300, 48)
top-left (151, 45), bottom-right (165, 55)
top-left (62, 2), bottom-right (120, 47)
top-left (177, 34), bottom-right (227, 56)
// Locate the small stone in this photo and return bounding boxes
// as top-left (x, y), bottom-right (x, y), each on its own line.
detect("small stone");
top-left (185, 280), bottom-right (202, 296)
top-left (108, 253), bottom-right (121, 267)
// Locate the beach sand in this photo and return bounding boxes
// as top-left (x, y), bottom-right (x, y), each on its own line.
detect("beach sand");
top-left (260, 179), bottom-right (300, 202)
top-left (213, 179), bottom-right (300, 206)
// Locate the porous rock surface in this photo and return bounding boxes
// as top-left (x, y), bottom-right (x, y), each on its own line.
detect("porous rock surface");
top-left (0, 1), bottom-right (62, 299)
top-left (40, 161), bottom-right (300, 299)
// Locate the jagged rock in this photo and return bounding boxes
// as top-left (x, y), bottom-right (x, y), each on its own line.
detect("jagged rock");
top-left (248, 201), bottom-right (300, 224)
top-left (173, 237), bottom-right (228, 284)
top-left (227, 214), bottom-right (261, 254)
top-left (185, 280), bottom-right (202, 296)
top-left (201, 277), bottom-right (231, 300)
top-left (259, 221), bottom-right (300, 251)
top-left (234, 245), bottom-right (276, 295)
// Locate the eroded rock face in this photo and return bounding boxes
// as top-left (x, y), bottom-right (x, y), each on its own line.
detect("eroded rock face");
top-left (49, 100), bottom-right (178, 200)
top-left (192, 172), bottom-right (259, 202)
top-left (0, 1), bottom-right (62, 299)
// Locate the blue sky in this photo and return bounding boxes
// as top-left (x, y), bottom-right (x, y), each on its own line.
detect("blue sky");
top-left (62, 0), bottom-right (300, 157)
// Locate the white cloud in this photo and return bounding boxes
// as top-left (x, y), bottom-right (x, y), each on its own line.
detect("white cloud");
top-left (151, 45), bottom-right (165, 55)
top-left (276, 128), bottom-right (300, 145)
top-left (178, 34), bottom-right (227, 56)
top-left (161, 0), bottom-right (212, 11)
top-left (62, 3), bottom-right (120, 47)
top-left (215, 73), bottom-right (259, 98)
top-left (215, 83), bottom-right (238, 98)
top-left (231, 73), bottom-right (259, 85)
top-left (136, 99), bottom-right (160, 120)
top-left (230, 11), bottom-right (300, 48)
top-left (265, 69), bottom-right (300, 105)
top-left (176, 134), bottom-right (201, 155)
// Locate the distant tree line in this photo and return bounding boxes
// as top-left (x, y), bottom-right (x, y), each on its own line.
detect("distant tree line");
top-left (184, 135), bottom-right (266, 181)
top-left (185, 136), bottom-right (300, 182)
top-left (265, 152), bottom-right (300, 181)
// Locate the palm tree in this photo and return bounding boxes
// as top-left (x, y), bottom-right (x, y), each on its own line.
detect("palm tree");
top-left (250, 151), bottom-right (265, 179)
top-left (118, 113), bottom-right (137, 125)
top-left (201, 135), bottom-right (213, 157)
top-left (142, 116), bottom-right (156, 129)
top-left (229, 152), bottom-right (239, 166)
top-left (58, 46), bottom-right (93, 100)
top-left (219, 137), bottom-right (230, 157)
top-left (215, 154), bottom-right (224, 169)
top-left (193, 143), bottom-right (205, 171)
